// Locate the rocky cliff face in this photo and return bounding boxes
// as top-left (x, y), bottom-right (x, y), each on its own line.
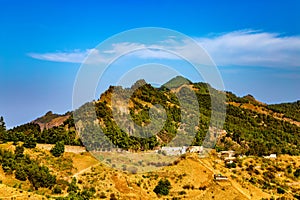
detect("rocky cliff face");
top-left (32, 111), bottom-right (70, 131)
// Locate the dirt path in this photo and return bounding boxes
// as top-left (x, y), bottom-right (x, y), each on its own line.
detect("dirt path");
top-left (229, 180), bottom-right (251, 199)
top-left (72, 163), bottom-right (100, 179)
top-left (197, 158), bottom-right (251, 200)
top-left (197, 158), bottom-right (215, 174)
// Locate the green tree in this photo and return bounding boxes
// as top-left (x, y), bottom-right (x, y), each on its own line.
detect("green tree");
top-left (294, 169), bottom-right (300, 178)
top-left (0, 116), bottom-right (7, 142)
top-left (277, 187), bottom-right (285, 194)
top-left (153, 179), bottom-right (171, 196)
top-left (52, 185), bottom-right (62, 194)
top-left (26, 164), bottom-right (56, 190)
top-left (50, 141), bottom-right (65, 157)
top-left (23, 135), bottom-right (37, 148)
top-left (15, 145), bottom-right (24, 158)
top-left (67, 177), bottom-right (78, 193)
top-left (15, 167), bottom-right (27, 181)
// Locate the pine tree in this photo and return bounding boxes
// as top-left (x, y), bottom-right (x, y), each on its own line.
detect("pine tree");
top-left (153, 179), bottom-right (171, 196)
top-left (0, 116), bottom-right (7, 142)
top-left (50, 141), bottom-right (65, 157)
top-left (23, 135), bottom-right (37, 148)
top-left (15, 167), bottom-right (27, 181)
top-left (15, 145), bottom-right (25, 158)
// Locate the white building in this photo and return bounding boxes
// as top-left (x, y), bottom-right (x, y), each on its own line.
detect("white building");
top-left (161, 146), bottom-right (188, 156)
top-left (264, 154), bottom-right (277, 159)
top-left (187, 146), bottom-right (203, 153)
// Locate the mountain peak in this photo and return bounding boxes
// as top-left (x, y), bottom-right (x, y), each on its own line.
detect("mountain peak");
top-left (163, 76), bottom-right (192, 89)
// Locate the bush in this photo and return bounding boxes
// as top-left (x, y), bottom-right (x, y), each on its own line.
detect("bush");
top-left (153, 179), bottom-right (171, 196)
top-left (15, 167), bottom-right (27, 181)
top-left (99, 192), bottom-right (107, 199)
top-left (226, 162), bottom-right (236, 169)
top-left (23, 135), bottom-right (37, 148)
top-left (67, 177), bottom-right (78, 193)
top-left (183, 184), bottom-right (191, 189)
top-left (294, 169), bottom-right (300, 178)
top-left (178, 190), bottom-right (186, 195)
top-left (277, 187), bottom-right (285, 194)
top-left (249, 177), bottom-right (256, 184)
top-left (15, 145), bottom-right (24, 158)
top-left (50, 141), bottom-right (65, 157)
top-left (52, 185), bottom-right (62, 194)
top-left (26, 164), bottom-right (56, 190)
top-left (110, 193), bottom-right (117, 200)
top-left (79, 187), bottom-right (96, 199)
top-left (199, 186), bottom-right (207, 190)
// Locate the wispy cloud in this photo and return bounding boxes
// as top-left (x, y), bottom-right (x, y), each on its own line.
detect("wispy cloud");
top-left (198, 30), bottom-right (300, 68)
top-left (28, 30), bottom-right (300, 68)
top-left (28, 49), bottom-right (91, 63)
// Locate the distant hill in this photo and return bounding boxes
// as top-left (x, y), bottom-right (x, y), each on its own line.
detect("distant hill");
top-left (268, 100), bottom-right (300, 121)
top-left (33, 111), bottom-right (71, 131)
top-left (73, 76), bottom-right (300, 156)
top-left (163, 75), bottom-right (192, 88)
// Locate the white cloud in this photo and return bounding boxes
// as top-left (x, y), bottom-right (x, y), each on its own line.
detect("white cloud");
top-left (197, 30), bottom-right (300, 67)
top-left (28, 49), bottom-right (90, 63)
top-left (28, 30), bottom-right (300, 68)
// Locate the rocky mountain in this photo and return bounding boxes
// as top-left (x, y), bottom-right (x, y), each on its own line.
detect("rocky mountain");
top-left (0, 76), bottom-right (300, 199)
top-left (3, 76), bottom-right (299, 156)
top-left (33, 111), bottom-right (71, 131)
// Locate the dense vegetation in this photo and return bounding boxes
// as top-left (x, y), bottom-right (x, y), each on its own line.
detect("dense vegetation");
top-left (78, 77), bottom-right (300, 156)
top-left (268, 100), bottom-right (300, 121)
top-left (222, 92), bottom-right (300, 156)
top-left (222, 104), bottom-right (300, 155)
top-left (0, 146), bottom-right (56, 189)
top-left (0, 119), bottom-right (81, 146)
top-left (1, 76), bottom-right (299, 157)
top-left (0, 118), bottom-right (56, 189)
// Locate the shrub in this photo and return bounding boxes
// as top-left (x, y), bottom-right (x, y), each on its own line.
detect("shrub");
top-left (67, 178), bottom-right (78, 193)
top-left (23, 135), bottom-right (36, 148)
top-left (153, 179), bottom-right (171, 196)
top-left (179, 190), bottom-right (186, 195)
top-left (52, 185), bottom-right (62, 194)
top-left (110, 193), bottom-right (117, 200)
top-left (199, 186), bottom-right (207, 190)
top-left (183, 184), bottom-right (191, 189)
top-left (99, 192), bottom-right (107, 199)
top-left (294, 169), bottom-right (300, 178)
top-left (277, 187), bottom-right (285, 194)
top-left (15, 167), bottom-right (27, 181)
top-left (226, 162), bottom-right (236, 168)
top-left (50, 141), bottom-right (65, 157)
top-left (15, 145), bottom-right (24, 158)
top-left (249, 177), bottom-right (256, 184)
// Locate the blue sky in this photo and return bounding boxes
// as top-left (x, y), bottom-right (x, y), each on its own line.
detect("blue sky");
top-left (0, 0), bottom-right (300, 128)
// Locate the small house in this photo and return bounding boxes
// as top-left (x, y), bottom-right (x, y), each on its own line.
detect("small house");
top-left (264, 154), bottom-right (277, 159)
top-left (214, 174), bottom-right (228, 181)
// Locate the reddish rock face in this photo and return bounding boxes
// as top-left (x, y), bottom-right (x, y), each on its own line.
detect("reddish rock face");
top-left (33, 111), bottom-right (71, 131)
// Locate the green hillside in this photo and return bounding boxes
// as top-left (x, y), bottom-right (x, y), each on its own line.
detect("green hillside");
top-left (0, 76), bottom-right (300, 199)
top-left (1, 76), bottom-right (299, 156)
top-left (268, 100), bottom-right (300, 121)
